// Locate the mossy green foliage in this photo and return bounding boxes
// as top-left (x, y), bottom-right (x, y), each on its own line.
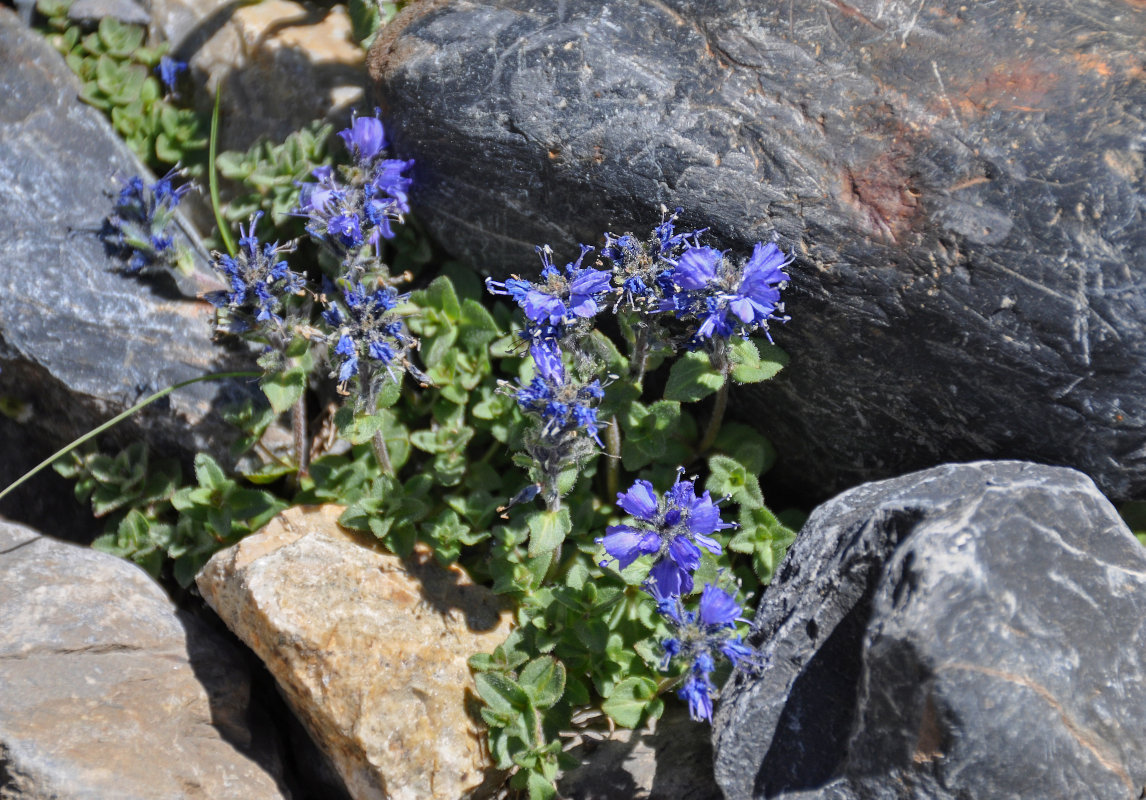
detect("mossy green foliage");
top-left (37, 0), bottom-right (207, 172)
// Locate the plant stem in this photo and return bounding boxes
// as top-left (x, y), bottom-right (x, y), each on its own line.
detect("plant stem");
top-left (292, 393), bottom-right (309, 478)
top-left (696, 360), bottom-right (731, 457)
top-left (372, 430), bottom-right (393, 475)
top-left (630, 327), bottom-right (649, 386)
top-left (605, 414), bottom-right (621, 499)
top-left (0, 371), bottom-right (260, 504)
top-left (208, 90), bottom-right (237, 257)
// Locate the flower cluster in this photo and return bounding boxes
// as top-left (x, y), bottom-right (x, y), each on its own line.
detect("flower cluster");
top-left (659, 241), bottom-right (790, 343)
top-left (489, 209), bottom-right (790, 358)
top-left (652, 583), bottom-right (761, 721)
top-left (597, 468), bottom-right (733, 596)
top-left (486, 244), bottom-right (612, 343)
top-left (205, 212), bottom-right (305, 332)
top-left (602, 209), bottom-right (791, 348)
top-left (514, 342), bottom-right (605, 446)
top-left (296, 111), bottom-right (414, 266)
top-left (323, 281), bottom-right (416, 396)
top-left (103, 169), bottom-right (191, 274)
top-left (597, 470), bottom-right (761, 722)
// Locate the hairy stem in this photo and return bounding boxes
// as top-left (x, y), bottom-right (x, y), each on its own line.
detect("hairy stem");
top-left (371, 430), bottom-right (394, 475)
top-left (605, 414), bottom-right (621, 499)
top-left (696, 360), bottom-right (732, 457)
top-left (292, 392), bottom-right (309, 478)
top-left (630, 326), bottom-right (649, 386)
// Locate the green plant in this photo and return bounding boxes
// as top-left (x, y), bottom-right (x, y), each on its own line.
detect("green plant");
top-left (36, 0), bottom-right (207, 171)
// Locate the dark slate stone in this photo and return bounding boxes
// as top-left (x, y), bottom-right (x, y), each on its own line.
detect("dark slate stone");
top-left (711, 460), bottom-right (1146, 800)
top-left (367, 0), bottom-right (1146, 503)
top-left (0, 7), bottom-right (255, 524)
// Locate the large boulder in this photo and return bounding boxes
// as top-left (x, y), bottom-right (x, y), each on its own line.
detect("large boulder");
top-left (0, 7), bottom-right (255, 529)
top-left (712, 461), bottom-right (1146, 799)
top-left (0, 517), bottom-right (288, 799)
top-left (196, 504), bottom-right (515, 800)
top-left (366, 0), bottom-right (1146, 503)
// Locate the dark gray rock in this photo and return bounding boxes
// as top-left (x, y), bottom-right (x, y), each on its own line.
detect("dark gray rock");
top-left (558, 703), bottom-right (722, 800)
top-left (0, 7), bottom-right (255, 525)
top-left (712, 460), bottom-right (1146, 800)
top-left (0, 516), bottom-right (290, 799)
top-left (367, 0), bottom-right (1146, 503)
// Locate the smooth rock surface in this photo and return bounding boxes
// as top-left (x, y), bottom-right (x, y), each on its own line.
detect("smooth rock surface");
top-left (0, 517), bottom-right (288, 799)
top-left (713, 461), bottom-right (1146, 799)
top-left (196, 504), bottom-right (514, 800)
top-left (0, 6), bottom-right (254, 523)
top-left (154, 0), bottom-right (366, 151)
top-left (368, 0), bottom-right (1146, 504)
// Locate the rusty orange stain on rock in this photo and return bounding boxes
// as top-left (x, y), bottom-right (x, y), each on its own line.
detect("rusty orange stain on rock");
top-left (1073, 52), bottom-right (1112, 77)
top-left (840, 144), bottom-right (918, 245)
top-left (962, 60), bottom-right (1058, 113)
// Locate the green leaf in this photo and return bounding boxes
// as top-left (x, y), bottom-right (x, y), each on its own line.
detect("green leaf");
top-left (261, 367), bottom-right (306, 414)
top-left (601, 676), bottom-right (659, 729)
top-left (707, 454), bottom-right (765, 508)
top-left (526, 770), bottom-right (558, 800)
top-left (620, 400), bottom-right (681, 471)
top-left (458, 298), bottom-right (502, 352)
top-left (412, 275), bottom-right (461, 322)
top-left (729, 505), bottom-right (798, 584)
top-left (192, 453), bottom-right (227, 491)
top-left (663, 350), bottom-right (724, 402)
top-left (518, 656), bottom-right (566, 710)
top-left (526, 508), bottom-right (571, 558)
top-left (475, 671), bottom-right (531, 717)
top-left (711, 422), bottom-right (776, 476)
top-left (730, 338), bottom-right (788, 384)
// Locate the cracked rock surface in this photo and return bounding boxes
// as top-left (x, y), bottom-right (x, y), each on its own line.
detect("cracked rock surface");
top-left (713, 460), bottom-right (1146, 800)
top-left (367, 0), bottom-right (1146, 504)
top-left (0, 517), bottom-right (289, 799)
top-left (196, 505), bottom-right (514, 800)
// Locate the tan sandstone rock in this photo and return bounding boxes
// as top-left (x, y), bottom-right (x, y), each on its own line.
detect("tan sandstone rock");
top-left (196, 504), bottom-right (513, 800)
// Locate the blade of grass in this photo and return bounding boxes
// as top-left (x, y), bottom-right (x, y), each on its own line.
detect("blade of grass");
top-left (209, 90), bottom-right (237, 257)
top-left (0, 371), bottom-right (259, 504)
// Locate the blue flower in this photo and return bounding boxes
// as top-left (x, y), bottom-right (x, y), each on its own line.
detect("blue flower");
top-left (205, 212), bottom-right (303, 329)
top-left (679, 673), bottom-right (715, 722)
top-left (513, 342), bottom-right (605, 447)
top-left (727, 242), bottom-right (790, 328)
top-left (487, 244), bottom-right (612, 326)
top-left (104, 169), bottom-right (192, 274)
top-left (339, 111), bottom-right (387, 163)
top-left (597, 469), bottom-right (733, 594)
top-left (653, 583), bottom-right (762, 722)
top-left (672, 246), bottom-right (722, 290)
top-left (156, 56), bottom-right (186, 95)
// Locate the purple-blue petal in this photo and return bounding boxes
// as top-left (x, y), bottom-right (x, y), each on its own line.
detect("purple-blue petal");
top-left (668, 536), bottom-right (701, 573)
top-left (698, 584), bottom-right (741, 626)
top-left (617, 479), bottom-right (659, 520)
top-left (673, 247), bottom-right (722, 289)
top-left (598, 526), bottom-right (660, 570)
